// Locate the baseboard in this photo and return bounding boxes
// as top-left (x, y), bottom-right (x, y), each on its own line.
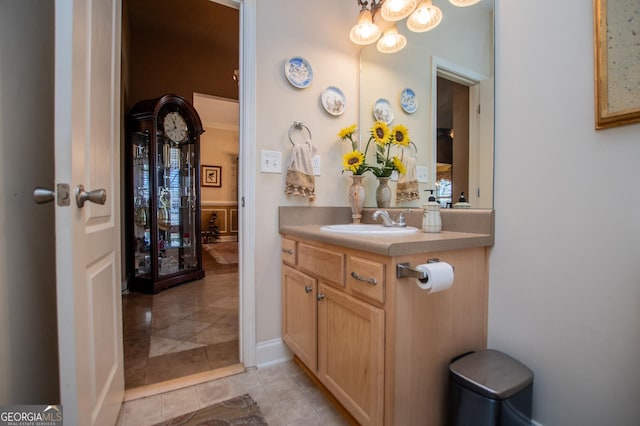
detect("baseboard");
top-left (255, 338), bottom-right (292, 368)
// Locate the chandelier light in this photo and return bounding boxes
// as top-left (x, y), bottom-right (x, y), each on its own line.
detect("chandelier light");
top-left (350, 7), bottom-right (383, 45)
top-left (350, 0), bottom-right (482, 53)
top-left (406, 0), bottom-right (443, 32)
top-left (377, 24), bottom-right (407, 53)
top-left (381, 0), bottom-right (418, 21)
top-left (449, 0), bottom-right (481, 6)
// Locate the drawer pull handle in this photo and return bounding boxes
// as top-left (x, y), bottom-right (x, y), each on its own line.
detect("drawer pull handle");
top-left (282, 248), bottom-right (294, 255)
top-left (304, 285), bottom-right (313, 293)
top-left (317, 293), bottom-right (325, 301)
top-left (351, 271), bottom-right (377, 286)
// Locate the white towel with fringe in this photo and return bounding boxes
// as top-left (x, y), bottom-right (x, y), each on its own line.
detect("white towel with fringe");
top-left (285, 140), bottom-right (316, 201)
top-left (396, 154), bottom-right (419, 202)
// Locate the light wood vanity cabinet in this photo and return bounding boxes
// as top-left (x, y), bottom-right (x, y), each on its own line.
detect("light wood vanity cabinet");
top-left (281, 236), bottom-right (489, 426)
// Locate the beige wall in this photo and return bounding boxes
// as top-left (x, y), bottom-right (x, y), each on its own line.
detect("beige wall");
top-left (254, 0), bottom-right (361, 347)
top-left (490, 1), bottom-right (640, 425)
top-left (200, 125), bottom-right (238, 240)
top-left (200, 126), bottom-right (239, 204)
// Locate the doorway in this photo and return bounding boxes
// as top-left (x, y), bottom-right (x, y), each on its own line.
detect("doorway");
top-left (431, 56), bottom-right (490, 208)
top-left (436, 77), bottom-right (469, 207)
top-left (121, 0), bottom-right (241, 392)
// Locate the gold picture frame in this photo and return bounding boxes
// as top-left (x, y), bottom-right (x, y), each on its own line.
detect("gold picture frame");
top-left (594, 0), bottom-right (640, 129)
top-left (202, 165), bottom-right (222, 187)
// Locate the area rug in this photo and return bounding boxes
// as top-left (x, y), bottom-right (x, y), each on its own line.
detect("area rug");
top-left (153, 393), bottom-right (266, 425)
top-left (203, 242), bottom-right (238, 264)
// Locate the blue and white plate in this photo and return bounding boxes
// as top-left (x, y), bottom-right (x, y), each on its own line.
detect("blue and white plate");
top-left (321, 86), bottom-right (346, 116)
top-left (400, 88), bottom-right (418, 114)
top-left (284, 56), bottom-right (313, 89)
top-left (373, 98), bottom-right (394, 124)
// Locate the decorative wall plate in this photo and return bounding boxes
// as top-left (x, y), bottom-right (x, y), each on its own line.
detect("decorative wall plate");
top-left (373, 98), bottom-right (394, 124)
top-left (321, 86), bottom-right (346, 116)
top-left (284, 56), bottom-right (313, 88)
top-left (400, 88), bottom-right (418, 114)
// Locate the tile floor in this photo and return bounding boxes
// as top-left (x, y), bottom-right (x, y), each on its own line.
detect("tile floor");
top-left (122, 242), bottom-right (240, 388)
top-left (117, 360), bottom-right (350, 426)
top-left (120, 244), bottom-right (348, 425)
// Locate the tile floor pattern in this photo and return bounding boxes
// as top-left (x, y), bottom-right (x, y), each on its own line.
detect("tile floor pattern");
top-left (117, 360), bottom-right (350, 426)
top-left (122, 244), bottom-right (240, 388)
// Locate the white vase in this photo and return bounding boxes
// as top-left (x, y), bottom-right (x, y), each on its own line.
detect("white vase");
top-left (376, 177), bottom-right (391, 208)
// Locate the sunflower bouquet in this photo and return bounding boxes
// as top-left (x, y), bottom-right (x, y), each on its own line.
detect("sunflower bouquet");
top-left (337, 121), bottom-right (408, 177)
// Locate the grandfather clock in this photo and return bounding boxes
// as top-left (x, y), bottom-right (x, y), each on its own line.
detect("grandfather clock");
top-left (126, 94), bottom-right (204, 293)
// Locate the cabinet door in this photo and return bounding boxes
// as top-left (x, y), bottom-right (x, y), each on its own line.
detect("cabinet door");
top-left (317, 283), bottom-right (385, 426)
top-left (282, 265), bottom-right (317, 370)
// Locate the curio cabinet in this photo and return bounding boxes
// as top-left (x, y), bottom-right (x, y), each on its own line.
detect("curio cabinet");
top-left (126, 94), bottom-right (204, 293)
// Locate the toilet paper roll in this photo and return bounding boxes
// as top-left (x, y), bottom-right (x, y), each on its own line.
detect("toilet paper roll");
top-left (415, 262), bottom-right (454, 293)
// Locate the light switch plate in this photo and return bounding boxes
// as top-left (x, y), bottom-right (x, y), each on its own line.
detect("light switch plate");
top-left (260, 150), bottom-right (282, 174)
top-left (312, 155), bottom-right (321, 176)
top-left (416, 166), bottom-right (429, 183)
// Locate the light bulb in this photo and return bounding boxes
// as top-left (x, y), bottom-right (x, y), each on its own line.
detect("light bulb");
top-left (449, 0), bottom-right (482, 7)
top-left (376, 24), bottom-right (407, 53)
top-left (381, 0), bottom-right (418, 21)
top-left (407, 1), bottom-right (442, 32)
top-left (349, 9), bottom-right (382, 45)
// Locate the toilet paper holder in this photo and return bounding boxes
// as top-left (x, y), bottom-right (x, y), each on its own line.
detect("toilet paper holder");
top-left (396, 258), bottom-right (443, 281)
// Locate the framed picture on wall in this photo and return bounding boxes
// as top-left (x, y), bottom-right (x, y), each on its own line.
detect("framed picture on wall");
top-left (594, 0), bottom-right (640, 129)
top-left (202, 165), bottom-right (222, 187)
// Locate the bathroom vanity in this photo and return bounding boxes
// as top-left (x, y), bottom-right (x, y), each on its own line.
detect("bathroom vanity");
top-left (279, 207), bottom-right (493, 425)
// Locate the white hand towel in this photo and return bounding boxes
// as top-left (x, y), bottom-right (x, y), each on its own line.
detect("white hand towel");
top-left (285, 140), bottom-right (316, 201)
top-left (396, 154), bottom-right (419, 202)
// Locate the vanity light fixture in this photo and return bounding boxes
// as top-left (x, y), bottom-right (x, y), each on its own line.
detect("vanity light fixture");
top-left (406, 0), bottom-right (443, 32)
top-left (350, 0), bottom-right (481, 53)
top-left (381, 0), bottom-right (418, 21)
top-left (449, 0), bottom-right (481, 6)
top-left (350, 2), bottom-right (383, 45)
top-left (377, 24), bottom-right (407, 53)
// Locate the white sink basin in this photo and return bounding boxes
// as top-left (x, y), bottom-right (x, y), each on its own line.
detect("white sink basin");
top-left (320, 224), bottom-right (419, 235)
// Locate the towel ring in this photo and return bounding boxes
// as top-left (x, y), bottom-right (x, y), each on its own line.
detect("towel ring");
top-left (288, 121), bottom-right (312, 145)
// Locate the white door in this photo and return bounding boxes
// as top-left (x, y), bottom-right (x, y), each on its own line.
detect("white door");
top-left (54, 0), bottom-right (124, 424)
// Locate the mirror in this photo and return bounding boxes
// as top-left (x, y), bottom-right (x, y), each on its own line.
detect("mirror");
top-left (359, 0), bottom-right (494, 209)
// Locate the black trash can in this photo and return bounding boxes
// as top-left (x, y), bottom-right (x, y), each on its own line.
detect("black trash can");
top-left (449, 349), bottom-right (534, 426)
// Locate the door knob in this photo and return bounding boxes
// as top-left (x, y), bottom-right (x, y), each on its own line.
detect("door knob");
top-left (76, 185), bottom-right (107, 208)
top-left (33, 184), bottom-right (70, 206)
top-left (33, 187), bottom-right (55, 204)
top-left (304, 285), bottom-right (313, 293)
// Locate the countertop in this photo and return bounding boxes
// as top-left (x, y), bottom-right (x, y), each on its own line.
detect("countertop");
top-left (279, 207), bottom-right (494, 257)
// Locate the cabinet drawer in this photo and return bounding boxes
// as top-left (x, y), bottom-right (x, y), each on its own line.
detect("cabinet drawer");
top-left (281, 238), bottom-right (297, 265)
top-left (298, 243), bottom-right (344, 286)
top-left (347, 255), bottom-right (385, 304)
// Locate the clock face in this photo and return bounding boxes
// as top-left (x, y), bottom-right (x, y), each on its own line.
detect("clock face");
top-left (163, 111), bottom-right (188, 143)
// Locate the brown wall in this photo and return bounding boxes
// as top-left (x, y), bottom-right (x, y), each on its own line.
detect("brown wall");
top-left (125, 0), bottom-right (239, 109)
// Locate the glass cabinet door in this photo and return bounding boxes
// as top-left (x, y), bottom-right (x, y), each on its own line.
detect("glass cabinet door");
top-left (132, 130), bottom-right (151, 278)
top-left (156, 136), bottom-right (198, 277)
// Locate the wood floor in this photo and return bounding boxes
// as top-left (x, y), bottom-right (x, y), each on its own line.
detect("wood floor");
top-left (122, 244), bottom-right (239, 389)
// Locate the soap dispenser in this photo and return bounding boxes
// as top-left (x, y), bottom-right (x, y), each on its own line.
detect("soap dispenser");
top-left (422, 190), bottom-right (442, 233)
top-left (453, 191), bottom-right (471, 209)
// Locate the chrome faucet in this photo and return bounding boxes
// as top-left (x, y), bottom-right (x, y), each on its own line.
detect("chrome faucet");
top-left (372, 209), bottom-right (411, 227)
